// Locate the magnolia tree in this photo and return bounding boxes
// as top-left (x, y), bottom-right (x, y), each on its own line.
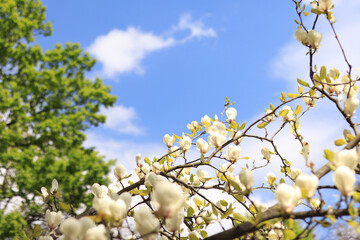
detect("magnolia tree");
top-left (27, 0), bottom-right (360, 239)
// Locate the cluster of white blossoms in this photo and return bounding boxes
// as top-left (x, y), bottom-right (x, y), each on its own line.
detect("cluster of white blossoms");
top-left (295, 28), bottom-right (322, 49)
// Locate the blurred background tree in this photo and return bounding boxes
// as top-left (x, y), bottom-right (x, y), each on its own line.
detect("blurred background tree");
top-left (0, 0), bottom-right (116, 238)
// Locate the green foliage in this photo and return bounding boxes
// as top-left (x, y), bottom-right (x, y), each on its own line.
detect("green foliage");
top-left (0, 0), bottom-right (116, 237)
top-left (0, 210), bottom-right (27, 239)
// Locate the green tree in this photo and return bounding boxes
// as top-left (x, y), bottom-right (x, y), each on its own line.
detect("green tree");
top-left (0, 0), bottom-right (116, 237)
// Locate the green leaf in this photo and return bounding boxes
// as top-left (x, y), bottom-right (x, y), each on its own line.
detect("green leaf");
top-left (303, 11), bottom-right (310, 16)
top-left (279, 109), bottom-right (289, 117)
top-left (239, 122), bottom-right (246, 131)
top-left (229, 120), bottom-right (237, 130)
top-left (320, 220), bottom-right (333, 228)
top-left (320, 66), bottom-right (327, 80)
top-left (295, 105), bottom-right (302, 116)
top-left (323, 149), bottom-right (334, 161)
top-left (187, 207), bottom-right (194, 217)
top-left (58, 201), bottom-right (72, 212)
top-left (297, 78), bottom-right (310, 87)
top-left (353, 192), bottom-right (360, 202)
top-left (287, 93), bottom-right (299, 98)
top-left (200, 230), bottom-right (208, 238)
top-left (281, 92), bottom-right (287, 100)
top-left (270, 103), bottom-right (275, 111)
top-left (257, 122), bottom-right (268, 129)
top-left (33, 225), bottom-right (41, 238)
top-left (334, 139), bottom-right (347, 146)
top-left (283, 229), bottom-right (296, 240)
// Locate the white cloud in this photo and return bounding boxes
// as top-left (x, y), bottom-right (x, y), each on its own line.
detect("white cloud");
top-left (88, 14), bottom-right (216, 79)
top-left (175, 14), bottom-right (217, 42)
top-left (271, 0), bottom-right (360, 87)
top-left (88, 28), bottom-right (175, 78)
top-left (100, 105), bottom-right (143, 135)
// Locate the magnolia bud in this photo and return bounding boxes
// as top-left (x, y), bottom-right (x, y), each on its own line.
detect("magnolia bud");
top-left (114, 163), bottom-right (126, 180)
top-left (163, 134), bottom-right (175, 148)
top-left (136, 153), bottom-right (142, 166)
top-left (226, 107), bottom-right (237, 121)
top-left (318, 0), bottom-right (333, 12)
top-left (134, 207), bottom-right (160, 240)
top-left (196, 138), bottom-right (211, 154)
top-left (275, 183), bottom-right (301, 213)
top-left (334, 149), bottom-right (358, 170)
top-left (294, 28), bottom-right (308, 44)
top-left (261, 147), bottom-right (271, 161)
top-left (239, 169), bottom-right (254, 190)
top-left (265, 172), bottom-right (276, 186)
top-left (60, 217), bottom-right (81, 239)
top-left (225, 145), bottom-right (241, 162)
top-left (50, 179), bottom-right (58, 194)
top-left (307, 30), bottom-right (322, 49)
top-left (333, 166), bottom-right (356, 196)
top-left (295, 174), bottom-right (319, 198)
top-left (179, 134), bottom-right (192, 151)
top-left (45, 210), bottom-right (62, 230)
top-left (344, 96), bottom-right (359, 117)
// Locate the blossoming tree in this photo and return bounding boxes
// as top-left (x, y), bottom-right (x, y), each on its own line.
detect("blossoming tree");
top-left (17, 0), bottom-right (360, 239)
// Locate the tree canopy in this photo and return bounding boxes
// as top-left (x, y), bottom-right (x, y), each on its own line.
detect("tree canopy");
top-left (0, 0), bottom-right (116, 238)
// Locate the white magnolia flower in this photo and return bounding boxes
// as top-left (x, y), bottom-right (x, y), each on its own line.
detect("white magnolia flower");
top-left (207, 121), bottom-right (227, 136)
top-left (85, 225), bottom-right (107, 240)
top-left (300, 141), bottom-right (310, 160)
top-left (226, 107), bottom-right (237, 121)
top-left (294, 28), bottom-right (308, 44)
top-left (134, 207), bottom-right (160, 240)
top-left (45, 210), bottom-right (62, 230)
top-left (163, 134), bottom-right (176, 148)
top-left (229, 130), bottom-right (243, 145)
top-left (265, 109), bottom-right (275, 122)
top-left (219, 163), bottom-right (235, 173)
top-left (187, 121), bottom-right (201, 131)
top-left (196, 169), bottom-right (210, 183)
top-left (179, 134), bottom-right (192, 151)
top-left (196, 138), bottom-right (211, 154)
top-left (109, 199), bottom-right (127, 220)
top-left (344, 96), bottom-right (359, 117)
top-left (41, 187), bottom-right (49, 198)
top-left (92, 195), bottom-right (112, 216)
top-left (309, 198), bottom-right (321, 209)
top-left (316, 0), bottom-right (333, 12)
top-left (60, 217), bottom-right (82, 239)
top-left (239, 169), bottom-right (254, 190)
top-left (302, 93), bottom-right (317, 107)
top-left (170, 146), bottom-right (181, 158)
top-left (165, 211), bottom-right (184, 232)
top-left (275, 183), bottom-right (301, 213)
top-left (114, 163), bottom-right (126, 180)
top-left (329, 67), bottom-right (339, 80)
top-left (281, 106), bottom-right (294, 122)
top-left (201, 115), bottom-right (211, 128)
top-left (118, 192), bottom-right (132, 210)
top-left (333, 166), bottom-right (356, 196)
top-left (151, 162), bottom-right (162, 174)
top-left (152, 181), bottom-right (185, 218)
top-left (91, 183), bottom-right (108, 198)
top-left (295, 174), bottom-right (319, 198)
top-left (290, 168), bottom-right (302, 179)
top-left (145, 172), bottom-right (165, 187)
top-left (50, 179), bottom-right (58, 194)
top-left (307, 30), bottom-right (322, 49)
top-left (265, 172), bottom-right (276, 186)
top-left (136, 153), bottom-right (142, 166)
top-left (78, 217), bottom-right (96, 238)
top-left (225, 145), bottom-right (241, 162)
top-left (261, 147), bottom-right (271, 161)
top-left (208, 132), bottom-right (227, 148)
top-left (334, 149), bottom-right (358, 170)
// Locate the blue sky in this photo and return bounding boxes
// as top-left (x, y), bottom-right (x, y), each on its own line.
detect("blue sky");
top-left (37, 0), bottom-right (360, 237)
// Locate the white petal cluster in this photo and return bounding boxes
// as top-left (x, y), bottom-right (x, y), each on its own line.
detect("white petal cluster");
top-left (195, 169), bottom-right (210, 183)
top-left (163, 134), bottom-right (175, 148)
top-left (134, 207), bottom-right (160, 240)
top-left (290, 168), bottom-right (302, 179)
top-left (334, 149), bottom-right (358, 170)
top-left (302, 93), bottom-right (317, 107)
top-left (225, 145), bottom-right (241, 162)
top-left (226, 107), bottom-right (237, 121)
top-left (239, 169), bottom-right (254, 190)
top-left (151, 181), bottom-right (185, 218)
top-left (91, 183), bottom-right (108, 198)
top-left (208, 132), bottom-right (227, 148)
top-left (344, 95), bottom-right (359, 117)
top-left (295, 29), bottom-right (322, 49)
top-left (45, 210), bottom-right (62, 230)
top-left (295, 174), bottom-right (319, 198)
top-left (261, 147), bottom-right (271, 161)
top-left (50, 179), bottom-right (58, 194)
top-left (41, 187), bottom-right (49, 199)
top-left (201, 115), bottom-right (211, 129)
top-left (275, 183), bottom-right (301, 213)
top-left (281, 106), bottom-right (294, 122)
top-left (114, 163), bottom-right (125, 180)
top-left (60, 217), bottom-right (105, 240)
top-left (196, 138), bottom-right (211, 154)
top-left (265, 172), bottom-right (276, 186)
top-left (179, 134), bottom-right (192, 151)
top-left (313, 0), bottom-right (333, 13)
top-left (333, 166), bottom-right (356, 196)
